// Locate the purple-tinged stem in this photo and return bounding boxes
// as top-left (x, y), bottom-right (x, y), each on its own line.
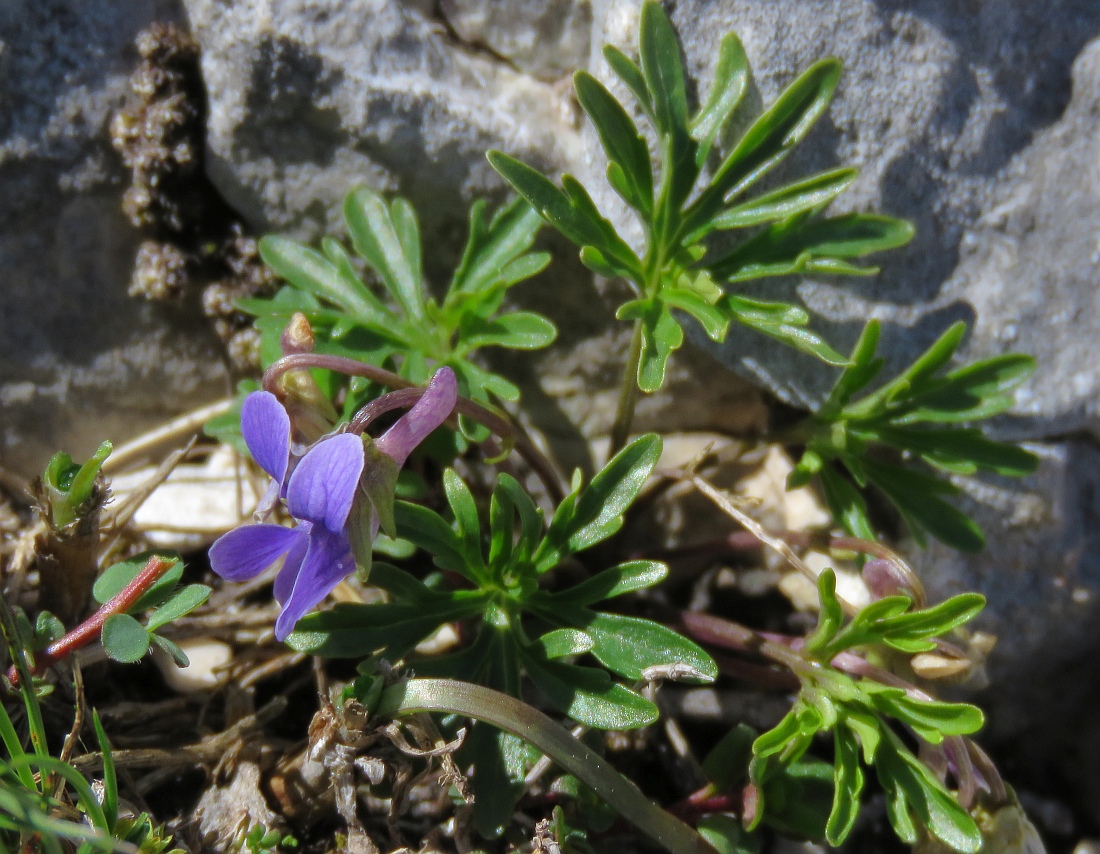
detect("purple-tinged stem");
top-left (263, 354), bottom-right (563, 502)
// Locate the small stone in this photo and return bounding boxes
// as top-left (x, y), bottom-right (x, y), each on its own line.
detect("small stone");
top-left (154, 638), bottom-right (232, 692)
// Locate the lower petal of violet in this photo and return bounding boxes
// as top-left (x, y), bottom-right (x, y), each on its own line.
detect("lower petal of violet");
top-left (274, 527), bottom-right (356, 641)
top-left (209, 524), bottom-right (306, 582)
top-left (273, 521), bottom-right (312, 605)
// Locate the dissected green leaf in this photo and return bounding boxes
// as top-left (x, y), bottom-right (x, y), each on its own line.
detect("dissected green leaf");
top-left (709, 213), bottom-right (914, 282)
top-left (344, 187), bottom-right (426, 323)
top-left (461, 721), bottom-right (530, 839)
top-left (603, 45), bottom-right (654, 120)
top-left (444, 469), bottom-right (488, 579)
top-left (639, 0), bottom-right (688, 136)
top-left (825, 726), bottom-right (863, 846)
top-left (691, 32), bottom-right (750, 166)
top-left (451, 196), bottom-right (546, 296)
top-left (863, 459), bottom-right (985, 552)
top-left (259, 236), bottom-right (386, 320)
top-left (688, 58), bottom-right (842, 228)
top-left (394, 501), bottom-right (475, 581)
top-left (710, 167), bottom-right (858, 230)
top-left (804, 569), bottom-right (844, 656)
top-left (575, 70), bottom-right (653, 214)
top-left (663, 288), bottom-right (729, 341)
top-left (725, 296), bottom-right (849, 365)
top-left (457, 311), bottom-right (557, 353)
top-left (537, 434), bottom-right (662, 568)
top-left (285, 598), bottom-right (484, 659)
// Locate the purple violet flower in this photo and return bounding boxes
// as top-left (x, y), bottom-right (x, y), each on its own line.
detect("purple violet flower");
top-left (210, 367), bottom-right (458, 640)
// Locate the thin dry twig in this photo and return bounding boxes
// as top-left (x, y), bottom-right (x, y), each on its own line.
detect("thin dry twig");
top-left (101, 400), bottom-right (233, 475)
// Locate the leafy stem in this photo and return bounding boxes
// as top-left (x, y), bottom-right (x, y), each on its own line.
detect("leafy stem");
top-left (375, 677), bottom-right (718, 854)
top-left (4, 555), bottom-right (174, 686)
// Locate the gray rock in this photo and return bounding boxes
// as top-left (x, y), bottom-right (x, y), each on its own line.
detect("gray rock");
top-left (440, 0), bottom-right (592, 80)
top-left (916, 442), bottom-right (1100, 699)
top-left (0, 0), bottom-right (228, 478)
top-left (183, 0), bottom-right (584, 252)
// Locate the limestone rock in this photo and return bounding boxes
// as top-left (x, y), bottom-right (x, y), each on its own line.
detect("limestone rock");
top-left (440, 0), bottom-right (592, 80)
top-left (183, 0), bottom-right (584, 251)
top-left (0, 0), bottom-right (229, 478)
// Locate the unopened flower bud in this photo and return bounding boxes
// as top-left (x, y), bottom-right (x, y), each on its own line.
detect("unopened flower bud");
top-left (281, 312), bottom-right (315, 355)
top-left (862, 557), bottom-right (925, 607)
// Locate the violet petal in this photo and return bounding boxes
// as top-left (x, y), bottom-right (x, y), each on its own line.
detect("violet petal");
top-left (375, 366), bottom-right (458, 468)
top-left (209, 524), bottom-right (305, 581)
top-left (273, 521), bottom-right (312, 604)
top-left (286, 433), bottom-right (365, 532)
top-left (241, 391), bottom-right (291, 483)
top-left (274, 528), bottom-right (355, 640)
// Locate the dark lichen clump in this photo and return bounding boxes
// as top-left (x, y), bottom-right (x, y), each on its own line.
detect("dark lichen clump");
top-left (111, 23), bottom-right (276, 370)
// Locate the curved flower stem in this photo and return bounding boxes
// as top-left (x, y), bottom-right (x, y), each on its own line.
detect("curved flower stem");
top-left (375, 678), bottom-right (718, 854)
top-left (609, 318), bottom-right (644, 458)
top-left (263, 354), bottom-right (564, 502)
top-left (5, 556), bottom-right (175, 686)
top-left (347, 388), bottom-right (425, 434)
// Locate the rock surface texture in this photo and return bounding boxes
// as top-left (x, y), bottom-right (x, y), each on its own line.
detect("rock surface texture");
top-left (0, 0), bottom-right (228, 477)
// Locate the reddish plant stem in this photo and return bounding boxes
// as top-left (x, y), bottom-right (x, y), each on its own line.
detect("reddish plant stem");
top-left (7, 556), bottom-right (174, 686)
top-left (263, 354), bottom-right (564, 502)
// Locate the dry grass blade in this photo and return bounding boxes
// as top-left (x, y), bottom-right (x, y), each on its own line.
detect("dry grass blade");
top-left (691, 474), bottom-right (860, 616)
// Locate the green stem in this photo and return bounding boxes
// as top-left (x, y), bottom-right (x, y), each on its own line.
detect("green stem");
top-left (609, 319), bottom-right (644, 458)
top-left (376, 678), bottom-right (717, 854)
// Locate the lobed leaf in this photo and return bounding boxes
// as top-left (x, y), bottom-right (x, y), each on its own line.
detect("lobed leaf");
top-left (451, 196), bottom-right (545, 296)
top-left (687, 58), bottom-right (842, 229)
top-left (863, 459), bottom-right (985, 552)
top-left (457, 311), bottom-right (557, 353)
top-left (691, 32), bottom-right (750, 167)
top-left (575, 70), bottom-right (654, 214)
top-left (286, 599), bottom-right (483, 659)
top-left (825, 726), bottom-right (864, 846)
top-left (344, 187), bottom-right (427, 323)
top-left (708, 213), bottom-right (914, 283)
top-left (259, 235), bottom-right (387, 321)
top-left (639, 0), bottom-right (689, 137)
top-left (602, 45), bottom-right (654, 120)
top-left (710, 167), bottom-right (859, 230)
